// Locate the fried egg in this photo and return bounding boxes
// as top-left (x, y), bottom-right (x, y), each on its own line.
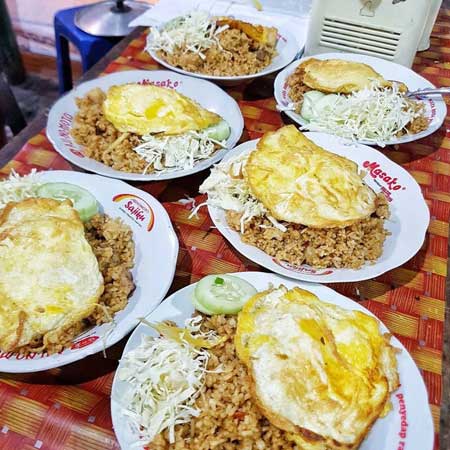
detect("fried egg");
top-left (215, 17), bottom-right (278, 46)
top-left (0, 198), bottom-right (104, 352)
top-left (299, 58), bottom-right (405, 94)
top-left (244, 125), bottom-right (377, 228)
top-left (235, 285), bottom-right (400, 450)
top-left (103, 83), bottom-right (221, 136)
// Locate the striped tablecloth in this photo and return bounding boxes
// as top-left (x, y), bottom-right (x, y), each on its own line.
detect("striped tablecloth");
top-left (1, 11), bottom-right (450, 450)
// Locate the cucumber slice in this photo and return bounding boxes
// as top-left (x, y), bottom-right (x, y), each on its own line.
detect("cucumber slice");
top-left (314, 94), bottom-right (341, 115)
top-left (191, 292), bottom-right (216, 315)
top-left (204, 120), bottom-right (231, 141)
top-left (194, 274), bottom-right (257, 315)
top-left (37, 182), bottom-right (99, 222)
top-left (300, 91), bottom-right (325, 121)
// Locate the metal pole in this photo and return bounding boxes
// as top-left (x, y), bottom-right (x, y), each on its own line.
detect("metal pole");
top-left (0, 0), bottom-right (26, 85)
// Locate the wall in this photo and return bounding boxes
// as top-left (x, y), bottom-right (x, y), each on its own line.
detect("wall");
top-left (5, 0), bottom-right (311, 57)
top-left (5, 0), bottom-right (155, 57)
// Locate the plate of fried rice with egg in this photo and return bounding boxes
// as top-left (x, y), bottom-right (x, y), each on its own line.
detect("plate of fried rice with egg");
top-left (46, 70), bottom-right (243, 181)
top-left (145, 11), bottom-right (299, 83)
top-left (197, 126), bottom-right (429, 283)
top-left (0, 170), bottom-right (178, 372)
top-left (274, 53), bottom-right (446, 146)
top-left (111, 271), bottom-right (433, 450)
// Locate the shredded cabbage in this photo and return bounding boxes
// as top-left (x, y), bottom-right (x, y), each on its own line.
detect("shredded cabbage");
top-left (197, 153), bottom-right (286, 233)
top-left (146, 11), bottom-right (228, 59)
top-left (0, 169), bottom-right (42, 210)
top-left (133, 130), bottom-right (225, 174)
top-left (298, 82), bottom-right (425, 146)
top-left (117, 317), bottom-right (221, 447)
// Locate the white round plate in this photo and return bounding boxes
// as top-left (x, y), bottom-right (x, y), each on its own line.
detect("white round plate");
top-left (0, 170), bottom-right (178, 373)
top-left (147, 17), bottom-right (300, 85)
top-left (46, 70), bottom-right (244, 181)
top-left (207, 132), bottom-right (429, 283)
top-left (111, 271), bottom-right (434, 450)
top-left (274, 52), bottom-right (447, 146)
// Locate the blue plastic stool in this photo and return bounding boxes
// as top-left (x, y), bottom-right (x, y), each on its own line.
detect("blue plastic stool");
top-left (54, 6), bottom-right (121, 93)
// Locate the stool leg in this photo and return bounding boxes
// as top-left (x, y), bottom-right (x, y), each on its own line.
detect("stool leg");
top-left (81, 38), bottom-right (119, 73)
top-left (81, 42), bottom-right (106, 73)
top-left (81, 52), bottom-right (93, 73)
top-left (55, 34), bottom-right (73, 94)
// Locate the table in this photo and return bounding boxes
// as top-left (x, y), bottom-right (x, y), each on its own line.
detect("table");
top-left (1, 10), bottom-right (450, 450)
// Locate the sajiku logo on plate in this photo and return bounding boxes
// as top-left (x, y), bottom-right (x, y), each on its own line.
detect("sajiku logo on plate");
top-left (273, 259), bottom-right (334, 275)
top-left (113, 193), bottom-right (155, 231)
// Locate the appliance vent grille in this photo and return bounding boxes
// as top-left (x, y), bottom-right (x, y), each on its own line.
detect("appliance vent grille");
top-left (320, 17), bottom-right (401, 60)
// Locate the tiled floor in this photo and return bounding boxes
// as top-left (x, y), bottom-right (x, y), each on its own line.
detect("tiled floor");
top-left (11, 74), bottom-right (59, 122)
top-left (6, 52), bottom-right (81, 139)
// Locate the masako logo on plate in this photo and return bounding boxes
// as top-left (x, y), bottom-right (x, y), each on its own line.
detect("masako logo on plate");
top-left (137, 78), bottom-right (181, 89)
top-left (363, 160), bottom-right (405, 202)
top-left (273, 259), bottom-right (333, 275)
top-left (113, 193), bottom-right (155, 231)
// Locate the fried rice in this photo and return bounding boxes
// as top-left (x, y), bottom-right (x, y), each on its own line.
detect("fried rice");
top-left (71, 88), bottom-right (148, 173)
top-left (71, 88), bottom-right (224, 174)
top-left (149, 314), bottom-right (299, 450)
top-left (286, 65), bottom-right (429, 136)
top-left (19, 213), bottom-right (135, 355)
top-left (157, 28), bottom-right (276, 77)
top-left (226, 193), bottom-right (390, 270)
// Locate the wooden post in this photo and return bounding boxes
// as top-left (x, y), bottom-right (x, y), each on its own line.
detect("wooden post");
top-left (0, 0), bottom-right (26, 85)
top-left (0, 113), bottom-right (7, 149)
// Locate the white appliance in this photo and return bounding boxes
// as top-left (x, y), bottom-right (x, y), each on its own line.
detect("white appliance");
top-left (305, 0), bottom-right (442, 68)
top-left (418, 0), bottom-right (442, 51)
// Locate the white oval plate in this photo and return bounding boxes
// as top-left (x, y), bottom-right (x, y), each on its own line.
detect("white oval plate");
top-left (147, 17), bottom-right (300, 84)
top-left (0, 170), bottom-right (178, 373)
top-left (207, 132), bottom-right (429, 283)
top-left (111, 271), bottom-right (434, 450)
top-left (46, 70), bottom-right (244, 181)
top-left (274, 52), bottom-right (447, 146)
